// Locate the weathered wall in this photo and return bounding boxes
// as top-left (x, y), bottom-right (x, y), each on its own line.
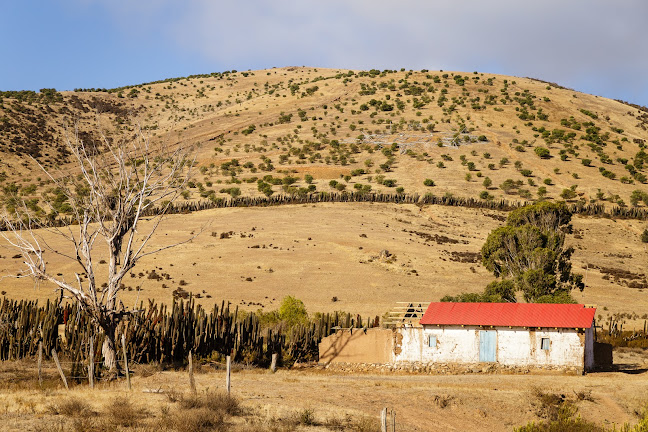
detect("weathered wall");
top-left (396, 326), bottom-right (479, 363)
top-left (395, 326), bottom-right (592, 370)
top-left (319, 328), bottom-right (395, 364)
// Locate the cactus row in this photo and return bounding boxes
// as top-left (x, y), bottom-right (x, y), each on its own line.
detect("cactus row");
top-left (0, 297), bottom-right (378, 367)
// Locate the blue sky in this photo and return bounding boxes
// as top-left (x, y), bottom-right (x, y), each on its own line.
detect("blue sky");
top-left (2, 1), bottom-right (647, 106)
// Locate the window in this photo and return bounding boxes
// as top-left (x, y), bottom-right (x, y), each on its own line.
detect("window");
top-left (541, 337), bottom-right (551, 350)
top-left (428, 335), bottom-right (437, 348)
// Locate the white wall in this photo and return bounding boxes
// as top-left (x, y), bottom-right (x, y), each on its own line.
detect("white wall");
top-left (395, 325), bottom-right (592, 370)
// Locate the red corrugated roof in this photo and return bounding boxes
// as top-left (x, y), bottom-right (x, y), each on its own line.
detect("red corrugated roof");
top-left (419, 303), bottom-right (596, 328)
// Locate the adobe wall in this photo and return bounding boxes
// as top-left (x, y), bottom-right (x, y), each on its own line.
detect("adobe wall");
top-left (319, 328), bottom-right (395, 364)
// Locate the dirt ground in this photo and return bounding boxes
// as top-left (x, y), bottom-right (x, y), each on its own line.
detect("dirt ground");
top-left (1, 349), bottom-right (647, 431)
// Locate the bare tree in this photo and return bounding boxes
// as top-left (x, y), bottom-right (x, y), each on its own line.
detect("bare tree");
top-left (1, 123), bottom-right (195, 373)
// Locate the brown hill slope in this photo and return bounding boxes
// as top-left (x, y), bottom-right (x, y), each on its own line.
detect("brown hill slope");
top-left (0, 68), bottom-right (646, 320)
top-left (1, 67), bottom-right (648, 205)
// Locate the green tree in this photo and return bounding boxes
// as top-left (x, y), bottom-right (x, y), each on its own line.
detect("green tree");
top-left (480, 202), bottom-right (583, 302)
top-left (278, 296), bottom-right (308, 327)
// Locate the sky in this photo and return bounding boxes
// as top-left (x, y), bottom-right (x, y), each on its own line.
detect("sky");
top-left (2, 1), bottom-right (647, 106)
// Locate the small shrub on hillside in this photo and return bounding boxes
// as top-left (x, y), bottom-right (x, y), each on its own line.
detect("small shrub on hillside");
top-left (641, 229), bottom-right (648, 243)
top-left (534, 147), bottom-right (550, 158)
top-left (423, 178), bottom-right (435, 186)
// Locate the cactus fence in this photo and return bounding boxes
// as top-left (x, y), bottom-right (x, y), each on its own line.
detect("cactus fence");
top-left (0, 297), bottom-right (378, 372)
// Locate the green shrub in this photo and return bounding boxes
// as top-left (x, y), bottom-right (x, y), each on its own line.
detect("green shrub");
top-left (534, 147), bottom-right (550, 158)
top-left (278, 296), bottom-right (308, 327)
top-left (423, 179), bottom-right (435, 186)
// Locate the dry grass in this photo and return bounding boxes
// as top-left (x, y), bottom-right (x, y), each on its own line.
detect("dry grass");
top-left (46, 397), bottom-right (94, 417)
top-left (1, 363), bottom-right (648, 431)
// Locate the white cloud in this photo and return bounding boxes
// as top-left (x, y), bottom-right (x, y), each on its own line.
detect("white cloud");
top-left (68, 0), bottom-right (648, 104)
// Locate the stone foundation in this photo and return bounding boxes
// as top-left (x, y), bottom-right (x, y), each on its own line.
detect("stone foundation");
top-left (320, 361), bottom-right (585, 375)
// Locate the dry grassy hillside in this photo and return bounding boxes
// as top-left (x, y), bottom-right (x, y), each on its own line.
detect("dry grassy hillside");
top-left (0, 67), bottom-right (647, 320)
top-left (1, 67), bottom-right (648, 205)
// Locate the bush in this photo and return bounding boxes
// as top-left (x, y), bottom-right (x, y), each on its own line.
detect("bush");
top-left (560, 188), bottom-right (577, 200)
top-left (278, 296), bottom-right (308, 327)
top-left (534, 147), bottom-right (550, 158)
top-left (642, 229), bottom-right (648, 243)
top-left (423, 178), bottom-right (435, 186)
top-left (105, 397), bottom-right (148, 428)
top-left (47, 397), bottom-right (93, 417)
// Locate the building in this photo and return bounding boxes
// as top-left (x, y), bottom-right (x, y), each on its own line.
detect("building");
top-left (319, 302), bottom-right (600, 372)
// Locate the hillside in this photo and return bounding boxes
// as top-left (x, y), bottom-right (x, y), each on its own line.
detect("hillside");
top-left (0, 67), bottom-right (647, 320)
top-left (1, 67), bottom-right (648, 205)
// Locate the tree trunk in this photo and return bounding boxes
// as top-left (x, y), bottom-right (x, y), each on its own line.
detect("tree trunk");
top-left (101, 325), bottom-right (121, 375)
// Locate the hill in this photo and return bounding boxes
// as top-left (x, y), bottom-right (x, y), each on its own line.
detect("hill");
top-left (0, 67), bottom-right (647, 320)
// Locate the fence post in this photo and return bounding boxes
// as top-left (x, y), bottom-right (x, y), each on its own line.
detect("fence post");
top-left (391, 409), bottom-right (396, 432)
top-left (381, 407), bottom-right (387, 432)
top-left (121, 334), bottom-right (131, 390)
top-left (38, 342), bottom-right (43, 389)
top-left (37, 342), bottom-right (43, 389)
top-left (88, 336), bottom-right (94, 389)
top-left (188, 350), bottom-right (196, 394)
top-left (51, 349), bottom-right (68, 390)
top-left (226, 355), bottom-right (231, 394)
top-left (270, 353), bottom-right (277, 373)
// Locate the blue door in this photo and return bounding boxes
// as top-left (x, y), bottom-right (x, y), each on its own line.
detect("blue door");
top-left (479, 330), bottom-right (497, 362)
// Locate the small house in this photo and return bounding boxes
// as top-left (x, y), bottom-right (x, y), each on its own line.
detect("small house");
top-left (320, 303), bottom-right (600, 372)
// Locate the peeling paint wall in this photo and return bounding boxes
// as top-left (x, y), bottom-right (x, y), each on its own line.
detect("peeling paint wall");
top-left (395, 325), bottom-right (593, 370)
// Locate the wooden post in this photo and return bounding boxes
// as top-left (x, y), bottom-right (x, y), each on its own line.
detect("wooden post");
top-left (188, 350), bottom-right (196, 394)
top-left (121, 334), bottom-right (131, 390)
top-left (381, 407), bottom-right (387, 432)
top-left (270, 353), bottom-right (277, 373)
top-left (88, 336), bottom-right (94, 389)
top-left (37, 342), bottom-right (43, 389)
top-left (51, 349), bottom-right (68, 390)
top-left (391, 409), bottom-right (396, 432)
top-left (226, 355), bottom-right (231, 394)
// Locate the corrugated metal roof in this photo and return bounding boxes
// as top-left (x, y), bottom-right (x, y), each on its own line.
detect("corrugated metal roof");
top-left (419, 303), bottom-right (596, 328)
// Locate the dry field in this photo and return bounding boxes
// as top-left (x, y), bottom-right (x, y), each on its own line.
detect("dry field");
top-left (1, 202), bottom-right (646, 324)
top-left (0, 349), bottom-right (647, 432)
